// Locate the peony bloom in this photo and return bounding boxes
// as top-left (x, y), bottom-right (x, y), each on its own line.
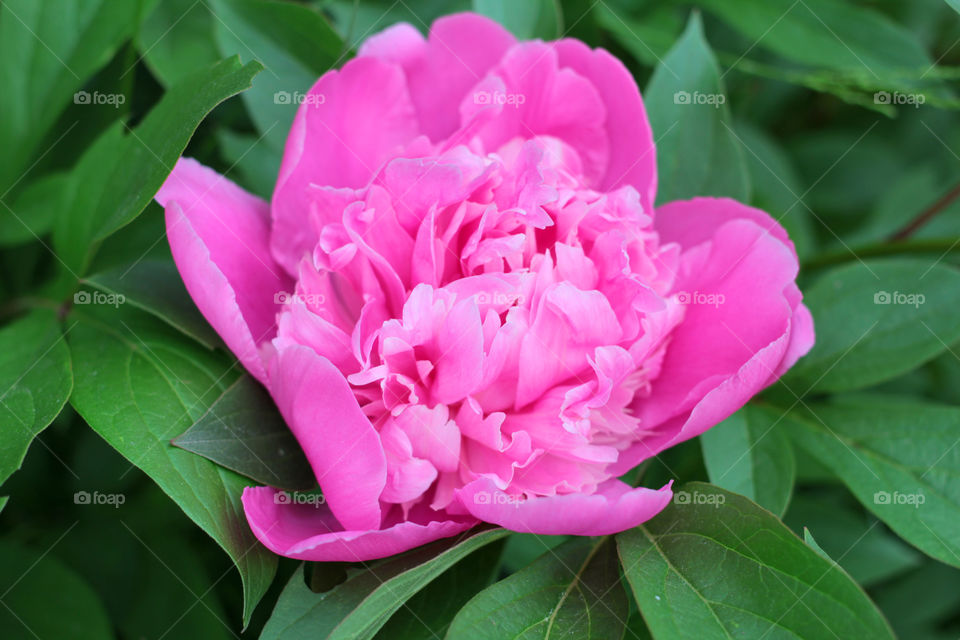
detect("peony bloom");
top-left (155, 13), bottom-right (813, 561)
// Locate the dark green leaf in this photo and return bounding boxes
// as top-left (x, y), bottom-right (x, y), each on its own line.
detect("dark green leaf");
top-left (173, 374), bottom-right (314, 490)
top-left (618, 482), bottom-right (894, 640)
top-left (67, 303), bottom-right (276, 626)
top-left (139, 0), bottom-right (221, 87)
top-left (0, 172), bottom-right (69, 246)
top-left (53, 56), bottom-right (263, 275)
top-left (447, 536), bottom-right (628, 640)
top-left (644, 13), bottom-right (750, 205)
top-left (0, 539), bottom-right (113, 640)
top-left (0, 309), bottom-right (72, 486)
top-left (0, 0), bottom-right (139, 195)
top-left (84, 259), bottom-right (220, 350)
top-left (261, 528), bottom-right (508, 640)
top-left (217, 129), bottom-right (282, 200)
top-left (788, 395), bottom-right (960, 569)
top-left (784, 259), bottom-right (960, 393)
top-left (210, 0), bottom-right (344, 152)
top-left (700, 404), bottom-right (795, 516)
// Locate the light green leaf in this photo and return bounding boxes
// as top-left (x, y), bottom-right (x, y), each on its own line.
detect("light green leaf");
top-left (67, 303), bottom-right (276, 626)
top-left (700, 404), bottom-right (795, 516)
top-left (644, 13), bottom-right (750, 205)
top-left (261, 528), bottom-right (509, 640)
top-left (788, 395), bottom-right (960, 569)
top-left (618, 483), bottom-right (894, 640)
top-left (53, 56), bottom-right (263, 275)
top-left (447, 536), bottom-right (628, 640)
top-left (0, 309), bottom-right (72, 487)
top-left (784, 259), bottom-right (960, 393)
top-left (803, 527), bottom-right (833, 562)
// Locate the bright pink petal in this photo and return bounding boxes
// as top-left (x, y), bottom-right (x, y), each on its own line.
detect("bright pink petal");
top-left (554, 39), bottom-right (658, 211)
top-left (611, 212), bottom-right (808, 474)
top-left (271, 56), bottom-right (420, 275)
top-left (457, 478), bottom-right (672, 535)
top-left (242, 487), bottom-right (476, 561)
top-left (360, 13), bottom-right (517, 142)
top-left (267, 345), bottom-right (387, 530)
top-left (156, 158), bottom-right (290, 382)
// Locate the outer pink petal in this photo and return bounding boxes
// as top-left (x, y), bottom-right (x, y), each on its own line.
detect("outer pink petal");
top-left (360, 13), bottom-right (517, 142)
top-left (242, 487), bottom-right (477, 561)
top-left (610, 206), bottom-right (812, 474)
top-left (270, 57), bottom-right (420, 275)
top-left (554, 38), bottom-right (658, 212)
top-left (457, 478), bottom-right (672, 535)
top-left (267, 344), bottom-right (387, 531)
top-left (156, 158), bottom-right (291, 382)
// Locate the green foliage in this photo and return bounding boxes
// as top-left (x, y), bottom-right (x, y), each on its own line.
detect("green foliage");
top-left (1, 0), bottom-right (960, 638)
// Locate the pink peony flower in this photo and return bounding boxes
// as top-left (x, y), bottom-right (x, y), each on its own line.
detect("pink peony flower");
top-left (155, 13), bottom-right (813, 561)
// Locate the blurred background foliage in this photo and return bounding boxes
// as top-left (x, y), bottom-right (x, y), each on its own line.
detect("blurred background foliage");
top-left (1, 0), bottom-right (960, 638)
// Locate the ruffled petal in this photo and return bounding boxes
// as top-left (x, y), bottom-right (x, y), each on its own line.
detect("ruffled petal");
top-left (156, 158), bottom-right (290, 382)
top-left (267, 344), bottom-right (387, 530)
top-left (554, 39), bottom-right (658, 211)
top-left (360, 13), bottom-right (517, 142)
top-left (457, 477), bottom-right (672, 535)
top-left (271, 56), bottom-right (420, 275)
top-left (242, 487), bottom-right (476, 561)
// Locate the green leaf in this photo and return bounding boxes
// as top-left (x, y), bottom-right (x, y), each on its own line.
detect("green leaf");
top-left (261, 528), bottom-right (509, 640)
top-left (785, 492), bottom-right (921, 587)
top-left (594, 3), bottom-right (682, 67)
top-left (67, 303), bottom-right (276, 626)
top-left (0, 539), bottom-right (113, 640)
top-left (700, 404), bottom-right (795, 516)
top-left (644, 13), bottom-right (750, 205)
top-left (784, 259), bottom-right (960, 393)
top-left (696, 0), bottom-right (937, 87)
top-left (374, 538), bottom-right (506, 640)
top-left (0, 309), bottom-right (72, 487)
top-left (53, 56), bottom-right (263, 275)
top-left (139, 0), bottom-right (221, 87)
top-left (803, 527), bottom-right (833, 562)
top-left (210, 0), bottom-right (344, 152)
top-left (84, 259), bottom-right (220, 350)
top-left (949, 0), bottom-right (960, 14)
top-left (618, 483), bottom-right (894, 640)
top-left (0, 172), bottom-right (69, 247)
top-left (473, 0), bottom-right (560, 39)
top-left (217, 128), bottom-right (283, 200)
top-left (788, 395), bottom-right (960, 569)
top-left (172, 374), bottom-right (314, 490)
top-left (447, 536), bottom-right (628, 640)
top-left (0, 0), bottom-right (140, 195)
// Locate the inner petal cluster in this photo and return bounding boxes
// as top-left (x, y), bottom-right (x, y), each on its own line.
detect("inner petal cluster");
top-left (273, 134), bottom-right (683, 513)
